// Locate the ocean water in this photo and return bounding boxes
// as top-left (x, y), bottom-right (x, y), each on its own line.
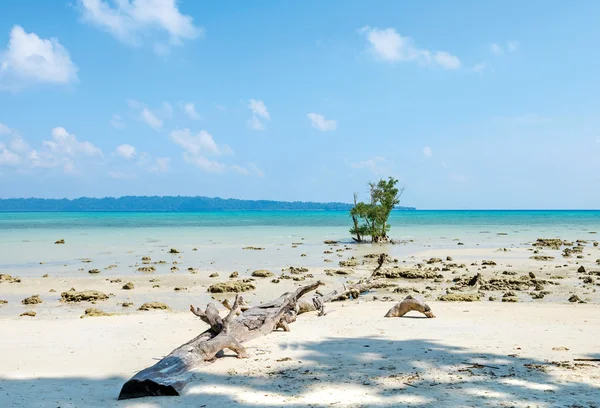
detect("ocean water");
top-left (1, 210), bottom-right (599, 276)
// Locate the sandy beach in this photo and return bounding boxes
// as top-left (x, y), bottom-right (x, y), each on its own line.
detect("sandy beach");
top-left (1, 301), bottom-right (599, 407)
top-left (1, 230), bottom-right (600, 407)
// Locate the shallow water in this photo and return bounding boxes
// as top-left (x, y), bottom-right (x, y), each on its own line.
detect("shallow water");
top-left (1, 210), bottom-right (599, 277)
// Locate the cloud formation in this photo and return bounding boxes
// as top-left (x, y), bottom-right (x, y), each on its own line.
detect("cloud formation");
top-left (183, 102), bottom-right (201, 120)
top-left (490, 41), bottom-right (520, 55)
top-left (423, 146), bottom-right (432, 158)
top-left (78, 0), bottom-right (202, 53)
top-left (359, 26), bottom-right (460, 69)
top-left (115, 144), bottom-right (136, 159)
top-left (247, 99), bottom-right (270, 130)
top-left (307, 113), bottom-right (337, 132)
top-left (0, 25), bottom-right (78, 91)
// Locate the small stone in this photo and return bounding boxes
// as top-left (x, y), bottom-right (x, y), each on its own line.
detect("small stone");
top-left (209, 272), bottom-right (219, 278)
top-left (446, 256), bottom-right (453, 261)
top-left (54, 239), bottom-right (65, 244)
top-left (252, 270), bottom-right (274, 278)
top-left (568, 294), bottom-right (582, 303)
top-left (137, 266), bottom-right (156, 273)
top-left (168, 248), bottom-right (180, 254)
top-left (438, 293), bottom-right (480, 302)
top-left (81, 308), bottom-right (113, 318)
top-left (577, 266), bottom-right (586, 273)
top-left (88, 269), bottom-right (101, 274)
top-left (20, 311), bottom-right (36, 317)
top-left (138, 302), bottom-right (170, 311)
top-left (174, 287), bottom-right (187, 291)
top-left (122, 282), bottom-right (135, 290)
top-left (42, 274), bottom-right (49, 278)
top-left (22, 295), bottom-right (42, 305)
top-left (121, 302), bottom-right (134, 307)
top-left (142, 256), bottom-right (151, 261)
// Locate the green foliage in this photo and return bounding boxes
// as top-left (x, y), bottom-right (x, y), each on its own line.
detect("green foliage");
top-left (349, 177), bottom-right (404, 243)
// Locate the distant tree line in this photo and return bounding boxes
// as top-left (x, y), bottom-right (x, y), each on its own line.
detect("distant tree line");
top-left (0, 196), bottom-right (416, 212)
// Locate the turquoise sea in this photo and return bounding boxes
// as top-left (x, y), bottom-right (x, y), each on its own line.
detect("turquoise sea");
top-left (1, 210), bottom-right (599, 276)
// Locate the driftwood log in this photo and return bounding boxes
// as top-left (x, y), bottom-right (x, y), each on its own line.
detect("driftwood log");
top-left (297, 253), bottom-right (391, 316)
top-left (118, 281), bottom-right (321, 400)
top-left (384, 295), bottom-right (435, 318)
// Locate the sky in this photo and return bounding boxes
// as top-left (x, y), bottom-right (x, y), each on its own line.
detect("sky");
top-left (0, 0), bottom-right (599, 209)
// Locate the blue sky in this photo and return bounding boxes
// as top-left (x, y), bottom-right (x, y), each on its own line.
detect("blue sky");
top-left (1, 0), bottom-right (599, 209)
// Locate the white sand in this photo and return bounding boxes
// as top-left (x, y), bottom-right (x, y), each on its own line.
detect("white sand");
top-left (1, 301), bottom-right (599, 408)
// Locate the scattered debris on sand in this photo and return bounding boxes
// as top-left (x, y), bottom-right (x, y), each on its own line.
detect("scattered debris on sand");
top-left (438, 293), bottom-right (481, 302)
top-left (0, 274), bottom-right (21, 283)
top-left (208, 280), bottom-right (256, 293)
top-left (138, 302), bottom-right (170, 311)
top-left (122, 282), bottom-right (135, 290)
top-left (530, 255), bottom-right (555, 261)
top-left (137, 266), bottom-right (156, 273)
top-left (81, 308), bottom-right (113, 318)
top-left (60, 289), bottom-right (108, 303)
top-left (252, 270), bottom-right (274, 278)
top-left (20, 311), bottom-right (36, 317)
top-left (22, 295), bottom-right (42, 305)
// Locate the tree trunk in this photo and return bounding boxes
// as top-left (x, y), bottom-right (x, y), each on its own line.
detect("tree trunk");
top-left (118, 281), bottom-right (322, 400)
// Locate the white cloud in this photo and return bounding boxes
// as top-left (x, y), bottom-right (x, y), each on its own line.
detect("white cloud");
top-left (115, 143), bottom-right (136, 159)
top-left (0, 25), bottom-right (78, 91)
top-left (183, 102), bottom-right (201, 120)
top-left (169, 129), bottom-right (224, 155)
top-left (423, 146), bottom-right (432, 158)
top-left (490, 41), bottom-right (519, 56)
top-left (473, 62), bottom-right (487, 74)
top-left (43, 127), bottom-right (103, 157)
top-left (110, 114), bottom-right (125, 129)
top-left (148, 157), bottom-right (170, 173)
top-left (0, 142), bottom-right (20, 166)
top-left (489, 43), bottom-right (503, 55)
top-left (247, 115), bottom-right (265, 131)
top-left (232, 163), bottom-right (264, 177)
top-left (183, 153), bottom-right (225, 173)
top-left (248, 99), bottom-right (270, 119)
top-left (141, 108), bottom-right (162, 130)
top-left (307, 113), bottom-right (337, 132)
top-left (359, 26), bottom-right (461, 69)
top-left (0, 123), bottom-right (11, 135)
top-left (246, 99), bottom-right (270, 130)
top-left (350, 157), bottom-right (387, 174)
top-left (78, 0), bottom-right (202, 53)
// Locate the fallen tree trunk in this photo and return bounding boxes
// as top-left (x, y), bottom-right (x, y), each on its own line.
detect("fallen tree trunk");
top-left (118, 281), bottom-right (321, 400)
top-left (298, 253), bottom-right (392, 315)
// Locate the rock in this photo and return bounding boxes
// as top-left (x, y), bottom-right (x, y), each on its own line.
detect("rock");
top-left (81, 308), bottom-right (113, 318)
top-left (138, 302), bottom-right (170, 311)
top-left (323, 240), bottom-right (339, 245)
top-left (285, 266), bottom-right (309, 274)
top-left (110, 279), bottom-right (122, 283)
top-left (502, 271), bottom-right (517, 276)
top-left (22, 295), bottom-right (42, 305)
top-left (488, 296), bottom-right (497, 301)
top-left (339, 258), bottom-right (358, 267)
top-left (137, 266), bottom-right (156, 273)
top-left (121, 302), bottom-right (133, 307)
top-left (426, 258), bottom-right (443, 264)
top-left (88, 269), bottom-right (101, 274)
top-left (577, 266), bottom-right (586, 273)
top-left (377, 267), bottom-right (443, 280)
top-left (457, 242), bottom-right (464, 245)
top-left (209, 272), bottom-right (219, 278)
top-left (530, 255), bottom-right (555, 261)
top-left (481, 260), bottom-right (496, 266)
top-left (242, 246), bottom-right (264, 250)
top-left (0, 300), bottom-right (7, 304)
top-left (42, 274), bottom-right (49, 278)
top-left (582, 277), bottom-right (594, 284)
top-left (60, 289), bottom-right (108, 303)
top-left (142, 256), bottom-right (151, 261)
top-left (502, 297), bottom-right (518, 303)
top-left (122, 282), bottom-right (135, 290)
top-left (49, 289), bottom-right (56, 293)
top-left (594, 242), bottom-right (599, 247)
top-left (252, 270), bottom-right (274, 278)
top-left (438, 293), bottom-right (480, 302)
top-left (229, 271), bottom-right (239, 278)
top-left (208, 280), bottom-right (256, 293)
top-left (20, 311), bottom-right (36, 317)
top-left (300, 253), bottom-right (307, 257)
top-left (170, 266), bottom-right (179, 272)
top-left (54, 239), bottom-right (65, 244)
top-left (568, 294), bottom-right (582, 303)
top-left (168, 248), bottom-right (180, 254)
top-left (534, 238), bottom-right (565, 250)
top-left (446, 256), bottom-right (453, 261)
top-left (0, 274), bottom-right (21, 283)
top-left (528, 272), bottom-right (536, 279)
top-left (174, 287), bottom-right (187, 291)
top-left (271, 279), bottom-right (280, 284)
